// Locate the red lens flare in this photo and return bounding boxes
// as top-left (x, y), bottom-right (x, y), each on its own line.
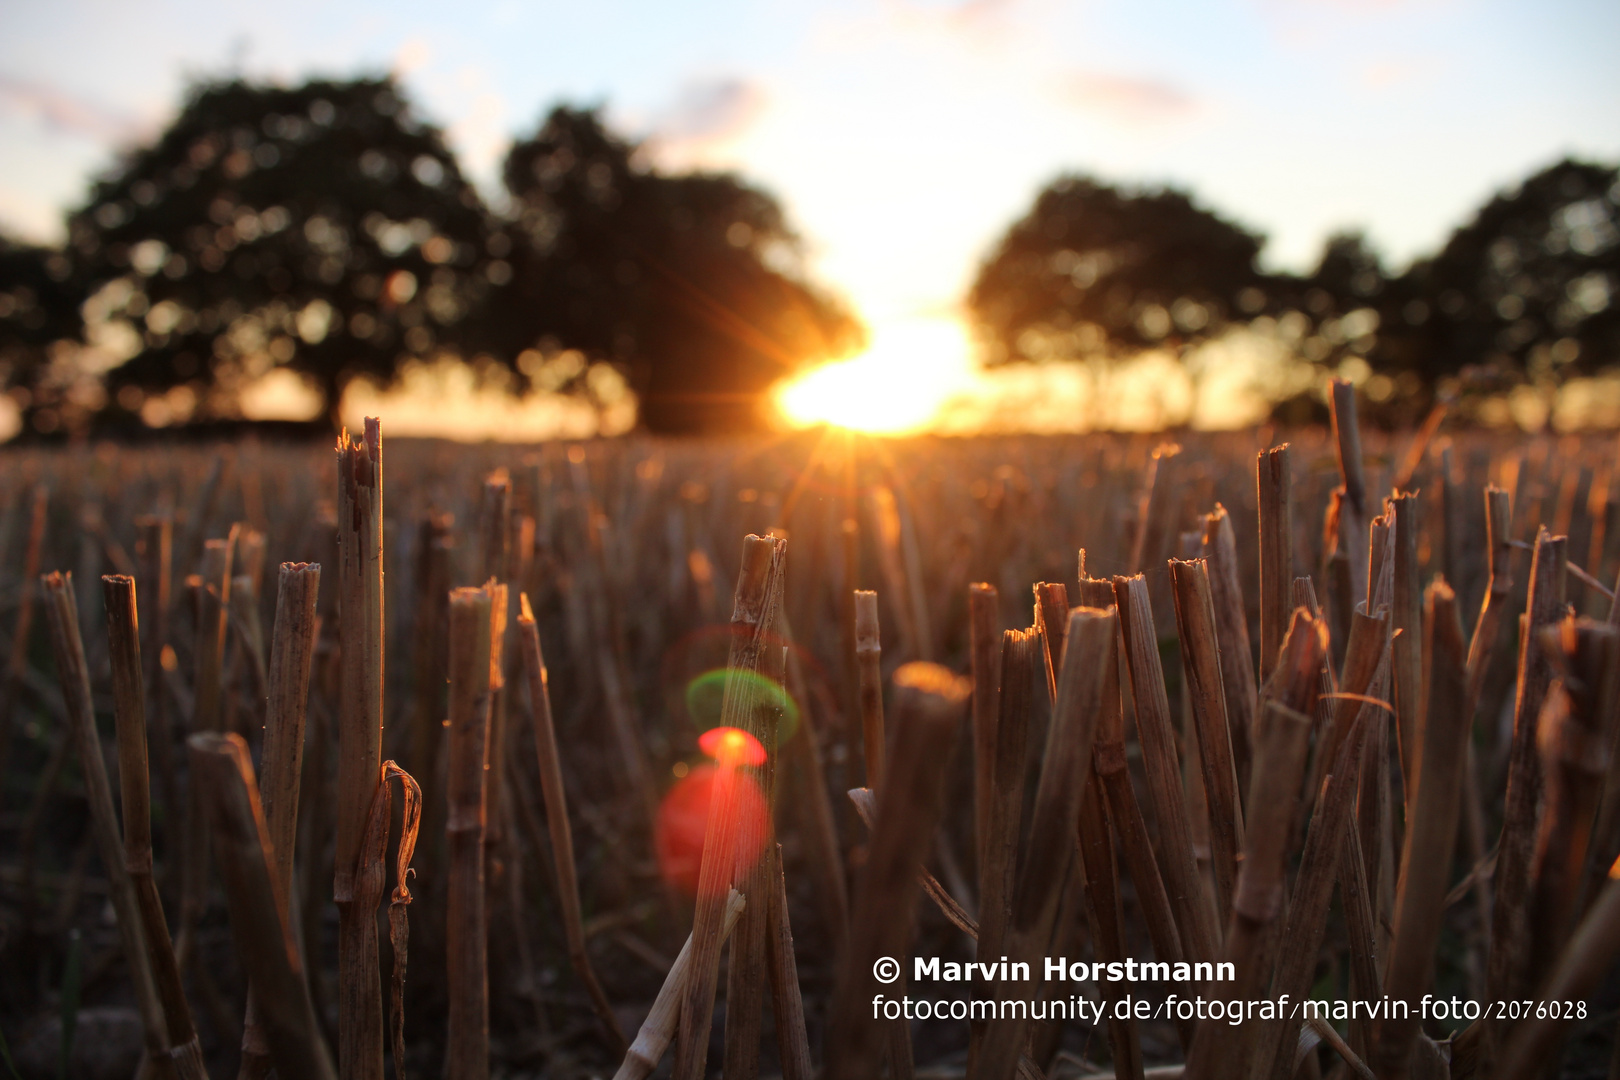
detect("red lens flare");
top-left (698, 725), bottom-right (767, 767)
top-left (654, 764), bottom-right (769, 896)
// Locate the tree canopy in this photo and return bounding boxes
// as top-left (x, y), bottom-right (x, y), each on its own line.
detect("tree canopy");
top-left (0, 235), bottom-right (83, 432)
top-left (2, 67), bottom-right (1615, 437)
top-left (62, 76), bottom-right (499, 428)
top-left (968, 176), bottom-right (1275, 365)
top-left (969, 160), bottom-right (1620, 421)
top-left (493, 106), bottom-right (862, 432)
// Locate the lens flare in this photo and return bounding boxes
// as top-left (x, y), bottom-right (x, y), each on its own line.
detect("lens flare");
top-left (686, 668), bottom-right (800, 743)
top-left (654, 764), bottom-right (769, 895)
top-left (697, 725), bottom-right (768, 767)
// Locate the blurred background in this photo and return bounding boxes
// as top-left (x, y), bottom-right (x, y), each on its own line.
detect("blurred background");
top-left (1, 0), bottom-right (1618, 441)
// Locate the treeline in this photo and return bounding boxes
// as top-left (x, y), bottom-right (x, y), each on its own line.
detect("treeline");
top-left (970, 161), bottom-right (1620, 427)
top-left (0, 70), bottom-right (1615, 436)
top-left (0, 76), bottom-right (861, 437)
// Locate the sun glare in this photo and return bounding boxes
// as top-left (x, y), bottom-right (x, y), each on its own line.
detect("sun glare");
top-left (775, 316), bottom-right (973, 435)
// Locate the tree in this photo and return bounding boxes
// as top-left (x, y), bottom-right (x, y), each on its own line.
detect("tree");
top-left (968, 175), bottom-right (1276, 365)
top-left (0, 234), bottom-right (86, 434)
top-left (494, 106), bottom-right (862, 433)
top-left (1383, 158), bottom-right (1620, 389)
top-left (67, 76), bottom-right (499, 428)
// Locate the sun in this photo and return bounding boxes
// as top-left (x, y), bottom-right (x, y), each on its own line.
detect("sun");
top-left (774, 316), bottom-right (973, 435)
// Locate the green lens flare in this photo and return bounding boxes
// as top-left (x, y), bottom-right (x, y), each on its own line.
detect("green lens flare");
top-left (684, 667), bottom-right (800, 744)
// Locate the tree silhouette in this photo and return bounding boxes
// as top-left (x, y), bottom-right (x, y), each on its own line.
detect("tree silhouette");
top-left (494, 106), bottom-right (862, 433)
top-left (1383, 158), bottom-right (1620, 389)
top-left (0, 234), bottom-right (85, 434)
top-left (969, 175), bottom-right (1275, 365)
top-left (67, 76), bottom-right (498, 428)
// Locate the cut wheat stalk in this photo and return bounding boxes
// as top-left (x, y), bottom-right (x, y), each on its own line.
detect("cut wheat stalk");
top-left (1257, 444), bottom-right (1293, 684)
top-left (724, 629), bottom-right (788, 1080)
top-left (1083, 572), bottom-right (1187, 1036)
top-left (41, 573), bottom-right (174, 1072)
top-left (193, 530), bottom-right (238, 734)
top-left (478, 473), bottom-right (513, 876)
top-left (1202, 505), bottom-right (1257, 796)
top-left (446, 584), bottom-right (495, 1080)
top-left (354, 760), bottom-right (421, 1080)
top-left (101, 575), bottom-right (206, 1080)
top-left (673, 533), bottom-right (787, 1080)
top-left (1529, 617), bottom-right (1618, 976)
top-left (1583, 568), bottom-right (1620, 915)
top-left (1169, 558), bottom-right (1244, 934)
top-left (133, 513), bottom-right (179, 859)
top-left (970, 607), bottom-right (1114, 1080)
top-left (1307, 1015), bottom-right (1377, 1080)
top-left (241, 563), bottom-right (322, 1078)
top-left (1259, 708), bottom-right (1375, 1080)
top-left (1374, 579), bottom-right (1470, 1080)
top-left (1184, 700), bottom-right (1314, 1080)
top-left (1076, 779), bottom-right (1147, 1080)
top-left (1389, 492), bottom-right (1422, 809)
top-left (969, 581), bottom-right (1001, 921)
top-left (228, 570), bottom-right (268, 727)
top-left (848, 786), bottom-right (978, 939)
top-left (776, 610), bottom-right (850, 949)
top-left (825, 662), bottom-right (970, 1080)
top-left (189, 732), bottom-right (337, 1080)
top-left (1393, 401), bottom-right (1448, 493)
top-left (1368, 507), bottom-right (1395, 616)
top-left (1483, 527), bottom-right (1566, 1070)
top-left (977, 628), bottom-right (1037, 967)
top-left (763, 843), bottom-right (813, 1080)
top-left (1114, 573), bottom-right (1219, 966)
top-left (336, 419), bottom-right (386, 1080)
top-left (613, 889), bottom-right (745, 1080)
top-left (515, 592), bottom-right (625, 1058)
top-left (1496, 854), bottom-right (1620, 1079)
top-left (1330, 378), bottom-right (1370, 609)
top-left (1131, 442), bottom-right (1182, 580)
top-left (855, 588), bottom-right (886, 789)
top-left (407, 513), bottom-right (453, 806)
top-left (1034, 581), bottom-right (1071, 697)
top-left (1340, 810), bottom-right (1382, 1060)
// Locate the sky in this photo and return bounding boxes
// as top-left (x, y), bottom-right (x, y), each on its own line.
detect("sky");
top-left (1, 0), bottom-right (1618, 437)
top-left (3, 0), bottom-right (1618, 325)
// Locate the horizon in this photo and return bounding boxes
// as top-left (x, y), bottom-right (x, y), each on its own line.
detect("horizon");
top-left (3, 0), bottom-right (1618, 438)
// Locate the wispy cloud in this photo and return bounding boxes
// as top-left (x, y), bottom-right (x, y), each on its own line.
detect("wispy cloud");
top-left (642, 77), bottom-right (769, 168)
top-left (0, 76), bottom-right (140, 144)
top-left (1055, 70), bottom-right (1197, 122)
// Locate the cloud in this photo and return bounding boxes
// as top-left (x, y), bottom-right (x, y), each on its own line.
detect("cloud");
top-left (1055, 70), bottom-right (1196, 122)
top-left (0, 76), bottom-right (139, 144)
top-left (655, 78), bottom-right (768, 144)
top-left (642, 77), bottom-right (769, 169)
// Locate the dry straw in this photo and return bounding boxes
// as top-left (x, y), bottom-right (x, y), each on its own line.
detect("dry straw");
top-left (970, 608), bottom-right (1114, 1080)
top-left (336, 419), bottom-right (387, 1080)
top-left (673, 534), bottom-right (787, 1080)
top-left (240, 562), bottom-right (321, 1077)
top-left (101, 575), bottom-right (206, 1079)
top-left (189, 732), bottom-right (336, 1080)
top-left (516, 591), bottom-right (626, 1058)
top-left (41, 572), bottom-right (175, 1073)
top-left (826, 662), bottom-right (970, 1080)
top-left (446, 584), bottom-right (496, 1080)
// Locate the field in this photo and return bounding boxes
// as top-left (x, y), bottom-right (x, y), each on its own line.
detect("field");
top-left (0, 401), bottom-right (1617, 1080)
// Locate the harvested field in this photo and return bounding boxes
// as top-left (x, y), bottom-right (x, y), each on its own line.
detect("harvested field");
top-left (0, 399), bottom-right (1618, 1079)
